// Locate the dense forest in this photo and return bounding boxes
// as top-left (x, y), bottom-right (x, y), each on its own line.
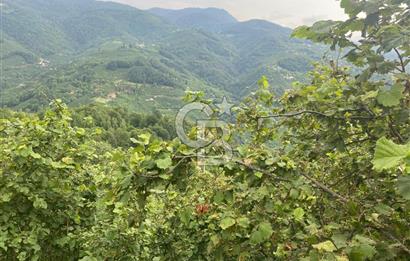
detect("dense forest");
top-left (1, 0), bottom-right (410, 260)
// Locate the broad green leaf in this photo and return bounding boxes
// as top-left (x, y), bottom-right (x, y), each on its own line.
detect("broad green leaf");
top-left (397, 176), bottom-right (410, 200)
top-left (332, 233), bottom-right (348, 248)
top-left (179, 208), bottom-right (193, 225)
top-left (250, 230), bottom-right (265, 244)
top-left (156, 156), bottom-right (172, 169)
top-left (312, 240), bottom-right (337, 252)
top-left (138, 133), bottom-right (151, 145)
top-left (373, 138), bottom-right (410, 171)
top-left (220, 217), bottom-right (236, 230)
top-left (250, 222), bottom-right (273, 244)
top-left (349, 235), bottom-right (376, 260)
top-left (374, 203), bottom-right (393, 216)
top-left (258, 222), bottom-right (273, 238)
top-left (237, 217), bottom-right (250, 228)
top-left (348, 244), bottom-right (376, 261)
top-left (377, 84), bottom-right (404, 107)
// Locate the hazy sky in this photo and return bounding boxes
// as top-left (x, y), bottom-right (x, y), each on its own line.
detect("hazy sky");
top-left (107, 0), bottom-right (347, 28)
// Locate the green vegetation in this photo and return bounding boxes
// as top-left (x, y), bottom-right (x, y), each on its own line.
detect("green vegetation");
top-left (71, 104), bottom-right (175, 147)
top-left (1, 0), bottom-right (410, 260)
top-left (0, 0), bottom-right (323, 113)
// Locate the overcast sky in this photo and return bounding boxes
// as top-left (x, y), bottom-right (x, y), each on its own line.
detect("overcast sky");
top-left (107, 0), bottom-right (347, 28)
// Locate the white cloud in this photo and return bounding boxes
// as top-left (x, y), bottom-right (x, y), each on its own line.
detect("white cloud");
top-left (103, 0), bottom-right (347, 28)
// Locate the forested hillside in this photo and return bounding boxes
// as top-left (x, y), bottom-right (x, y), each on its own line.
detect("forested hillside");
top-left (1, 0), bottom-right (409, 260)
top-left (0, 0), bottom-right (322, 112)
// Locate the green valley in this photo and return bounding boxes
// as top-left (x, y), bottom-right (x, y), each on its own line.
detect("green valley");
top-left (1, 0), bottom-right (322, 113)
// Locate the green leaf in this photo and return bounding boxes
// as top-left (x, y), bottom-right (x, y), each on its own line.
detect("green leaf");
top-left (348, 235), bottom-right (377, 260)
top-left (250, 222), bottom-right (273, 244)
top-left (258, 76), bottom-right (270, 89)
top-left (340, 0), bottom-right (361, 17)
top-left (220, 217), bottom-right (236, 230)
top-left (332, 233), bottom-right (348, 248)
top-left (349, 244), bottom-right (376, 261)
top-left (293, 207), bottom-right (305, 221)
top-left (377, 84), bottom-right (404, 107)
top-left (237, 217), bottom-right (250, 228)
top-left (138, 133), bottom-right (151, 145)
top-left (397, 176), bottom-right (410, 200)
top-left (33, 197), bottom-right (48, 209)
top-left (254, 172), bottom-right (263, 179)
top-left (312, 240), bottom-right (337, 252)
top-left (0, 193), bottom-right (13, 203)
top-left (179, 208), bottom-right (193, 225)
top-left (292, 26), bottom-right (311, 38)
top-left (311, 20), bottom-right (338, 34)
top-left (156, 156), bottom-right (172, 170)
top-left (373, 138), bottom-right (410, 171)
top-left (258, 222), bottom-right (273, 238)
top-left (374, 203), bottom-right (393, 216)
top-left (76, 128), bottom-right (86, 136)
top-left (30, 151), bottom-right (42, 159)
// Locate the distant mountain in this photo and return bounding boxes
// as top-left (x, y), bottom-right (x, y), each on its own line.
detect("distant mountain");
top-left (1, 0), bottom-right (172, 56)
top-left (148, 7), bottom-right (238, 32)
top-left (0, 0), bottom-right (323, 112)
top-left (148, 8), bottom-right (323, 95)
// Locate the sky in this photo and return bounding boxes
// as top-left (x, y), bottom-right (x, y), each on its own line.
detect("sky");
top-left (107, 0), bottom-right (347, 28)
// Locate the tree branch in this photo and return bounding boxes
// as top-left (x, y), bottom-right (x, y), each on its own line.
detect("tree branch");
top-left (388, 116), bottom-right (404, 143)
top-left (394, 48), bottom-right (406, 73)
top-left (236, 160), bottom-right (348, 203)
top-left (257, 109), bottom-right (378, 121)
top-left (369, 225), bottom-right (410, 255)
top-left (298, 172), bottom-right (349, 203)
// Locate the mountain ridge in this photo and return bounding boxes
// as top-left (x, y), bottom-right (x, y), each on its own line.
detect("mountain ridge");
top-left (148, 7), bottom-right (238, 32)
top-left (0, 0), bottom-right (322, 112)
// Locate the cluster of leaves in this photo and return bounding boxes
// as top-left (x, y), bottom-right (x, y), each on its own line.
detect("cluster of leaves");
top-left (0, 101), bottom-right (103, 260)
top-left (1, 1), bottom-right (410, 260)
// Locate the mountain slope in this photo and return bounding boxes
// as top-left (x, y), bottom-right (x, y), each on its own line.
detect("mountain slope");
top-left (1, 0), bottom-right (172, 56)
top-left (0, 0), bottom-right (323, 112)
top-left (148, 8), bottom-right (324, 95)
